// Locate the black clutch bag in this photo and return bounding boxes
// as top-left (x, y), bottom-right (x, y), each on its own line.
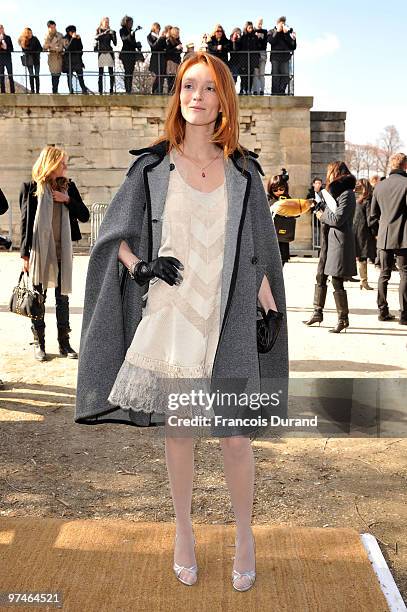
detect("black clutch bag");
top-left (257, 306), bottom-right (284, 353)
top-left (9, 271), bottom-right (45, 320)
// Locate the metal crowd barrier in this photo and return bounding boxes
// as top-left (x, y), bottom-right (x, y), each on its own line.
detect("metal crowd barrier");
top-left (312, 214), bottom-right (321, 252)
top-left (0, 49), bottom-right (295, 96)
top-left (90, 202), bottom-right (108, 249)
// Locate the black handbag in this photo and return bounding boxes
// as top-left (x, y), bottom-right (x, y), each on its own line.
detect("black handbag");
top-left (256, 306), bottom-right (284, 353)
top-left (9, 271), bottom-right (45, 320)
top-left (20, 54), bottom-right (34, 68)
top-left (273, 213), bottom-right (296, 243)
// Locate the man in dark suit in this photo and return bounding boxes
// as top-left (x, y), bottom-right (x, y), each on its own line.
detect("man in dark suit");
top-left (370, 152), bottom-right (407, 324)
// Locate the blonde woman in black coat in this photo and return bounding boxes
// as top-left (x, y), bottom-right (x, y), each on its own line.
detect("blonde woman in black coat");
top-left (20, 146), bottom-right (89, 361)
top-left (95, 17), bottom-right (117, 94)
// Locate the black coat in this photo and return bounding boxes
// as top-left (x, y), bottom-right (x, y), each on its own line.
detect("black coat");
top-left (0, 187), bottom-right (8, 215)
top-left (147, 33), bottom-right (166, 75)
top-left (165, 38), bottom-right (182, 65)
top-left (267, 29), bottom-right (296, 62)
top-left (207, 35), bottom-right (230, 64)
top-left (239, 32), bottom-right (260, 70)
top-left (19, 180), bottom-right (90, 257)
top-left (319, 174), bottom-right (357, 278)
top-left (0, 34), bottom-right (13, 61)
top-left (119, 27), bottom-right (144, 63)
top-left (353, 196), bottom-right (377, 260)
top-left (254, 28), bottom-right (268, 51)
top-left (369, 170), bottom-right (407, 250)
top-left (21, 36), bottom-right (42, 66)
top-left (95, 28), bottom-right (117, 59)
top-left (62, 35), bottom-right (84, 73)
top-left (229, 37), bottom-right (243, 73)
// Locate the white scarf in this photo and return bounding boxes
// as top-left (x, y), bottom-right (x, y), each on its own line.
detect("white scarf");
top-left (29, 183), bottom-right (73, 294)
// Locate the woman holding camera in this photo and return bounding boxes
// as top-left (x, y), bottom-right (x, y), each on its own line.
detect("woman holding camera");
top-left (119, 16), bottom-right (144, 94)
top-left (304, 161), bottom-right (357, 333)
top-left (95, 17), bottom-right (117, 94)
top-left (20, 146), bottom-right (89, 361)
top-left (267, 171), bottom-right (294, 266)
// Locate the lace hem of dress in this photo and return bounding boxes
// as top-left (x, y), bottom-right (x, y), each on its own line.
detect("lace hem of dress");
top-left (107, 358), bottom-right (214, 418)
top-left (125, 349), bottom-right (214, 378)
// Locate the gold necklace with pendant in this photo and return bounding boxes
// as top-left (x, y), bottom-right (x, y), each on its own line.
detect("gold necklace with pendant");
top-left (180, 149), bottom-right (223, 178)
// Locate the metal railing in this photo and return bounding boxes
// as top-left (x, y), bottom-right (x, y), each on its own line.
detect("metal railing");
top-left (90, 202), bottom-right (109, 249)
top-left (312, 214), bottom-right (321, 252)
top-left (0, 49), bottom-right (295, 95)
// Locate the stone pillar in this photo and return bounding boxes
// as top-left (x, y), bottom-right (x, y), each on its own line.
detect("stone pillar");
top-left (310, 111), bottom-right (346, 182)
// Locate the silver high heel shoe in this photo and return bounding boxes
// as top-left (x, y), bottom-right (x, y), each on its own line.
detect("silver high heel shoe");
top-left (232, 533), bottom-right (256, 592)
top-left (173, 533), bottom-right (198, 586)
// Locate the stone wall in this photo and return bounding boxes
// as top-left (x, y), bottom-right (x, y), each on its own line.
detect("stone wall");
top-left (310, 111), bottom-right (346, 181)
top-left (0, 94), bottom-right (314, 250)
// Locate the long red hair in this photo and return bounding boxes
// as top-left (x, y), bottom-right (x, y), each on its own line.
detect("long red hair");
top-left (152, 51), bottom-right (245, 160)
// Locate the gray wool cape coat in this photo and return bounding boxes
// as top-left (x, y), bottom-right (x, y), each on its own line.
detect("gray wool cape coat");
top-left (74, 140), bottom-right (289, 439)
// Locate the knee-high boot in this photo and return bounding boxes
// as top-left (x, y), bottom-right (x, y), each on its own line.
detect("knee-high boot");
top-left (31, 324), bottom-right (46, 361)
top-left (57, 326), bottom-right (78, 359)
top-left (329, 290), bottom-right (349, 333)
top-left (303, 284), bottom-right (327, 326)
top-left (358, 260), bottom-right (374, 290)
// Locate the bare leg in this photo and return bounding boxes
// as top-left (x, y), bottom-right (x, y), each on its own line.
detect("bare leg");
top-left (220, 436), bottom-right (256, 589)
top-left (165, 434), bottom-right (197, 584)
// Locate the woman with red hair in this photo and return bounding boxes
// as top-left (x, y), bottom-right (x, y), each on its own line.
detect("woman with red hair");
top-left (76, 51), bottom-right (288, 592)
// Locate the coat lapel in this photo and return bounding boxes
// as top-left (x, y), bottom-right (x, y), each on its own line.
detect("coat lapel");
top-left (142, 150), bottom-right (249, 332)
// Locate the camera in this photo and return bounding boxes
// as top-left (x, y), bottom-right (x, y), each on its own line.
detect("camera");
top-left (280, 168), bottom-right (289, 182)
top-left (311, 192), bottom-right (326, 213)
top-left (134, 25), bottom-right (142, 32)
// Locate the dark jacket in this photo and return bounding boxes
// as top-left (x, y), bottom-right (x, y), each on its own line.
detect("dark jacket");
top-left (229, 37), bottom-right (243, 74)
top-left (147, 33), bottom-right (166, 75)
top-left (21, 36), bottom-right (42, 66)
top-left (267, 28), bottom-right (296, 62)
top-left (62, 35), bottom-right (84, 73)
top-left (0, 34), bottom-right (13, 61)
top-left (369, 170), bottom-right (407, 250)
top-left (0, 187), bottom-right (8, 214)
top-left (19, 180), bottom-right (90, 257)
top-left (239, 31), bottom-right (260, 70)
top-left (319, 174), bottom-right (357, 278)
top-left (95, 28), bottom-right (117, 58)
top-left (353, 195), bottom-right (377, 260)
top-left (165, 38), bottom-right (182, 65)
top-left (119, 27), bottom-right (144, 63)
top-left (207, 35), bottom-right (230, 64)
top-left (254, 28), bottom-right (268, 51)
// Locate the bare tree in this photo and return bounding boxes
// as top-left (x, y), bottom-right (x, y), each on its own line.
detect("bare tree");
top-left (345, 141), bottom-right (365, 177)
top-left (363, 144), bottom-right (380, 178)
top-left (376, 125), bottom-right (404, 176)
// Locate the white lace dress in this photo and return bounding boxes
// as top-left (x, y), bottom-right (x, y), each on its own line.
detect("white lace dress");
top-left (108, 152), bottom-right (228, 419)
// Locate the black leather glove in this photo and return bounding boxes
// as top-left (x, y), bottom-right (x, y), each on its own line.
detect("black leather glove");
top-left (131, 256), bottom-right (184, 286)
top-left (256, 307), bottom-right (284, 353)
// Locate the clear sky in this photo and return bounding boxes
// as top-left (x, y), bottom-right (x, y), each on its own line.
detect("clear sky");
top-left (1, 0), bottom-right (405, 149)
